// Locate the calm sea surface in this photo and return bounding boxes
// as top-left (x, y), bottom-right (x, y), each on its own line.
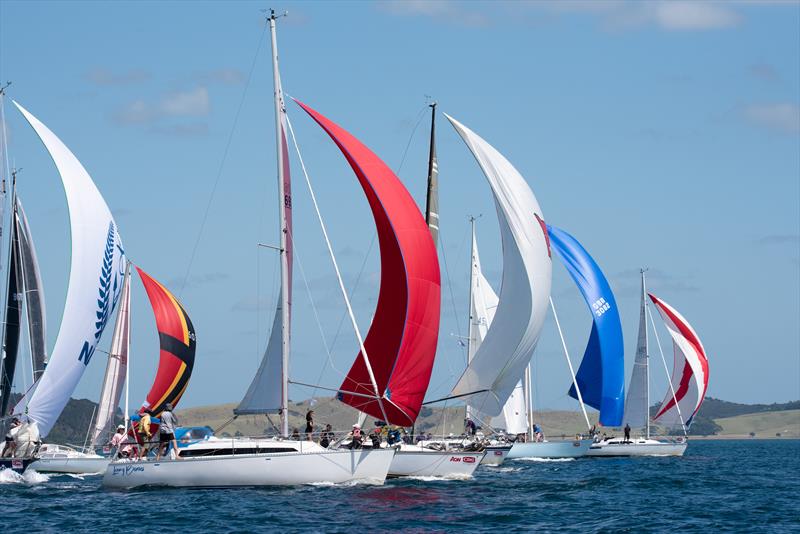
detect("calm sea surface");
top-left (2, 440), bottom-right (798, 533)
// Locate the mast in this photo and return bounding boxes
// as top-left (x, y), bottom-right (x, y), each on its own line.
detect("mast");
top-left (269, 10), bottom-right (291, 438)
top-left (642, 269), bottom-right (651, 439)
top-left (424, 102), bottom-right (439, 248)
top-left (524, 364), bottom-right (533, 441)
top-left (464, 216), bottom-right (476, 423)
top-left (0, 170), bottom-right (19, 417)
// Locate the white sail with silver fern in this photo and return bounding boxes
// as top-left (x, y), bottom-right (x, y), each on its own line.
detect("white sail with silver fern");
top-left (12, 101), bottom-right (125, 438)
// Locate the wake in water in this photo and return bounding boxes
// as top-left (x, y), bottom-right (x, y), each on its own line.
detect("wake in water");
top-left (513, 457), bottom-right (576, 463)
top-left (398, 473), bottom-right (474, 482)
top-left (0, 469), bottom-right (50, 485)
top-left (306, 478), bottom-right (385, 487)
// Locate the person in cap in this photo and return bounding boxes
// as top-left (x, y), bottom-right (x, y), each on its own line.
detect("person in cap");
top-left (305, 409), bottom-right (315, 441)
top-left (109, 424), bottom-right (131, 458)
top-left (348, 423), bottom-right (363, 449)
top-left (2, 418), bottom-right (21, 458)
top-left (156, 403), bottom-right (181, 461)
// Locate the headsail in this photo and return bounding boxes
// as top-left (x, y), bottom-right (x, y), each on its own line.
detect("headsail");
top-left (12, 102), bottom-right (125, 437)
top-left (649, 294), bottom-right (709, 428)
top-left (623, 273), bottom-right (650, 430)
top-left (0, 212), bottom-right (22, 416)
top-left (445, 114), bottom-right (552, 417)
top-left (15, 197), bottom-right (47, 378)
top-left (548, 225), bottom-right (625, 427)
top-left (136, 267), bottom-right (196, 416)
top-left (296, 100), bottom-right (441, 427)
top-left (90, 263), bottom-right (131, 447)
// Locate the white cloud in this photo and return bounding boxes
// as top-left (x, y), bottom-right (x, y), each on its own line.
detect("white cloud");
top-left (743, 103), bottom-right (800, 134)
top-left (86, 68), bottom-right (150, 85)
top-left (377, 0), bottom-right (489, 27)
top-left (652, 1), bottom-right (741, 30)
top-left (114, 87), bottom-right (210, 126)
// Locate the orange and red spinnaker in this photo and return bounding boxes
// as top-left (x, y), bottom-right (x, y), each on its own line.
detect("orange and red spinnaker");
top-left (135, 267), bottom-right (196, 417)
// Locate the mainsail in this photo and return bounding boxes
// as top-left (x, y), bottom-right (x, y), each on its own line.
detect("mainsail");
top-left (12, 102), bottom-right (125, 437)
top-left (445, 114), bottom-right (552, 417)
top-left (136, 267), bottom-right (196, 416)
top-left (424, 102), bottom-right (439, 247)
top-left (0, 210), bottom-right (22, 416)
top-left (548, 225), bottom-right (625, 427)
top-left (235, 14), bottom-right (292, 420)
top-left (15, 197), bottom-right (47, 378)
top-left (650, 294), bottom-right (709, 428)
top-left (623, 273), bottom-right (650, 429)
top-left (464, 224), bottom-right (526, 434)
top-left (296, 100), bottom-right (441, 427)
top-left (90, 263), bottom-right (131, 447)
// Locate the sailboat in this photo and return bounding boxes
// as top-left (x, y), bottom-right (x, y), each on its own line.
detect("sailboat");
top-left (103, 12), bottom-right (430, 489)
top-left (587, 270), bottom-right (708, 456)
top-left (0, 97), bottom-right (126, 474)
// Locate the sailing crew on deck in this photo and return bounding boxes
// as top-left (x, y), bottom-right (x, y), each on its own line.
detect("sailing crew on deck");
top-left (138, 410), bottom-right (153, 459)
top-left (110, 425), bottom-right (131, 458)
top-left (320, 424), bottom-right (334, 448)
top-left (624, 423), bottom-right (631, 442)
top-left (305, 410), bottom-right (315, 441)
top-left (2, 418), bottom-right (21, 457)
top-left (464, 418), bottom-right (477, 436)
top-left (156, 403), bottom-right (181, 461)
top-left (533, 423), bottom-right (544, 442)
top-left (348, 423), bottom-right (363, 449)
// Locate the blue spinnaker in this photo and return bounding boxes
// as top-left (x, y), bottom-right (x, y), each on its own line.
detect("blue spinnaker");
top-left (548, 225), bottom-right (625, 427)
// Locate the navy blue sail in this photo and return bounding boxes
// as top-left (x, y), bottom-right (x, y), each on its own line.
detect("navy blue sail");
top-left (548, 225), bottom-right (624, 427)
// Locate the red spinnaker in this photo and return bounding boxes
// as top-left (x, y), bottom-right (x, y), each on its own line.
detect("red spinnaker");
top-left (136, 267), bottom-right (196, 417)
top-left (295, 100), bottom-right (441, 427)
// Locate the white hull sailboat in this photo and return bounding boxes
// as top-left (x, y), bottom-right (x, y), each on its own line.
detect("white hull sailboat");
top-left (387, 445), bottom-right (483, 479)
top-left (28, 444), bottom-right (109, 475)
top-left (104, 440), bottom-right (395, 489)
top-left (587, 270), bottom-right (708, 457)
top-left (507, 439), bottom-right (592, 460)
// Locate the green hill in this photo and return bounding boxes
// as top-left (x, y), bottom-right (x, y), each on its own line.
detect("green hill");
top-left (714, 410), bottom-right (800, 438)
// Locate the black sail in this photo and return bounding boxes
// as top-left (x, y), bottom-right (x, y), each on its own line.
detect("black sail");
top-left (15, 198), bottom-right (47, 379)
top-left (0, 219), bottom-right (23, 416)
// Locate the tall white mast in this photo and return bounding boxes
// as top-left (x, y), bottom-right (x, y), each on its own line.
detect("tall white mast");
top-left (642, 269), bottom-right (651, 440)
top-left (268, 10), bottom-right (291, 438)
top-left (464, 216), bottom-right (477, 423)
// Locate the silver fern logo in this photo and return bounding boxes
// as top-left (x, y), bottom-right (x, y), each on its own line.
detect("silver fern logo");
top-left (78, 223), bottom-right (118, 366)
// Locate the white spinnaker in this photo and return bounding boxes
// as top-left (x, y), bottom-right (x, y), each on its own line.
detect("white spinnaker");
top-left (651, 295), bottom-right (708, 429)
top-left (465, 232), bottom-right (526, 434)
top-left (446, 114), bottom-right (552, 416)
top-left (12, 101), bottom-right (125, 437)
top-left (623, 277), bottom-right (649, 429)
top-left (90, 264), bottom-right (130, 448)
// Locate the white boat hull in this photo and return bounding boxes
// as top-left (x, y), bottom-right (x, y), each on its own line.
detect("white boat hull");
top-left (388, 448), bottom-right (485, 478)
top-left (587, 438), bottom-right (687, 457)
top-left (29, 456), bottom-right (109, 475)
top-left (507, 439), bottom-right (592, 459)
top-left (102, 448), bottom-right (395, 489)
top-left (481, 445), bottom-right (511, 465)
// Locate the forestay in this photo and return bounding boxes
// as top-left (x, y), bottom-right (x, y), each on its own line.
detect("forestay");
top-left (650, 294), bottom-right (709, 428)
top-left (296, 100), bottom-right (441, 427)
top-left (445, 114), bottom-right (552, 416)
top-left (548, 225), bottom-right (625, 427)
top-left (12, 102), bottom-right (125, 437)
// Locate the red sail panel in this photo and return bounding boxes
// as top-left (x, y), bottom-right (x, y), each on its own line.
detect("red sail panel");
top-left (295, 100), bottom-right (441, 427)
top-left (136, 267), bottom-right (196, 417)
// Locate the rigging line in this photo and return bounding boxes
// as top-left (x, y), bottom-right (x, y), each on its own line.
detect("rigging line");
top-left (437, 229), bottom-right (464, 379)
top-left (178, 23), bottom-right (268, 298)
top-left (284, 114), bottom-right (389, 424)
top-left (394, 104), bottom-right (429, 174)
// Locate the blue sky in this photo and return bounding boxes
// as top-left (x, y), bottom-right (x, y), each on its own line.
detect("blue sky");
top-left (0, 1), bottom-right (798, 414)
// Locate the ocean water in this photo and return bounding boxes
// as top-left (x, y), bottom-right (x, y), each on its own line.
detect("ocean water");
top-left (2, 440), bottom-right (798, 533)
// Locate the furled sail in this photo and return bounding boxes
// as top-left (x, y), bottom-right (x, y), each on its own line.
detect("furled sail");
top-left (548, 225), bottom-right (625, 427)
top-left (0, 214), bottom-right (22, 416)
top-left (235, 39), bottom-right (293, 415)
top-left (623, 274), bottom-right (650, 429)
top-left (90, 263), bottom-right (130, 447)
top-left (649, 294), bottom-right (709, 428)
top-left (424, 103), bottom-right (439, 247)
top-left (465, 231), bottom-right (526, 434)
top-left (12, 102), bottom-right (125, 437)
top-left (445, 114), bottom-right (552, 417)
top-left (137, 267), bottom-right (196, 416)
top-left (296, 100), bottom-right (441, 427)
top-left (15, 197), bottom-right (47, 378)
